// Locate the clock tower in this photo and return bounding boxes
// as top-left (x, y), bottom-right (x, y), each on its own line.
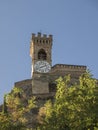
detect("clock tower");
top-left (30, 32), bottom-right (53, 94)
top-left (15, 32), bottom-right (86, 97)
top-left (30, 32), bottom-right (52, 77)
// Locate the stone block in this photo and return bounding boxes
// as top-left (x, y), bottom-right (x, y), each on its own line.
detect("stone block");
top-left (32, 79), bottom-right (49, 94)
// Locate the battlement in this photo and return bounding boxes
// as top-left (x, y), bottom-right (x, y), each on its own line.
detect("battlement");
top-left (32, 32), bottom-right (52, 39)
top-left (51, 64), bottom-right (87, 72)
top-left (31, 32), bottom-right (53, 44)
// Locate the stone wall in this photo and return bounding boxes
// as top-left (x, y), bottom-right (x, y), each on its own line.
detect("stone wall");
top-left (15, 64), bottom-right (87, 95)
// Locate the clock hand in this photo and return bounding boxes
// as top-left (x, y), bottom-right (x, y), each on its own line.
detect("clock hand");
top-left (40, 65), bottom-right (46, 68)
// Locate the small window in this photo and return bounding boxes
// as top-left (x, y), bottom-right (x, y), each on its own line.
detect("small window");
top-left (38, 49), bottom-right (47, 60)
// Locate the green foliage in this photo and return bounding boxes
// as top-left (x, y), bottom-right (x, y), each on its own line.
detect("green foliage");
top-left (0, 110), bottom-right (25, 130)
top-left (37, 72), bottom-right (98, 130)
top-left (0, 87), bottom-right (36, 130)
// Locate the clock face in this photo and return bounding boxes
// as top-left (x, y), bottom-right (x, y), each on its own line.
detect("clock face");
top-left (34, 61), bottom-right (51, 73)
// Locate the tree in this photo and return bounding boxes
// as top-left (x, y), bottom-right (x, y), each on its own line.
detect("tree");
top-left (38, 72), bottom-right (98, 130)
top-left (0, 87), bottom-right (36, 130)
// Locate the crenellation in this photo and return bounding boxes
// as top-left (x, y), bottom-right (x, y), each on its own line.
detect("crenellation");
top-left (52, 64), bottom-right (86, 70)
top-left (32, 33), bottom-right (52, 39)
top-left (38, 32), bottom-right (41, 37)
top-left (32, 33), bottom-right (35, 36)
top-left (43, 34), bottom-right (47, 38)
top-left (32, 33), bottom-right (36, 39)
top-left (31, 33), bottom-right (52, 43)
top-left (49, 34), bottom-right (53, 39)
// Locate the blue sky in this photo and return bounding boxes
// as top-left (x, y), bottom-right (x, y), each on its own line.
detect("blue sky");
top-left (0, 0), bottom-right (98, 103)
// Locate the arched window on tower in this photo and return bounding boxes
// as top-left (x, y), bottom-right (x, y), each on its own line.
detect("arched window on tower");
top-left (38, 49), bottom-right (47, 60)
